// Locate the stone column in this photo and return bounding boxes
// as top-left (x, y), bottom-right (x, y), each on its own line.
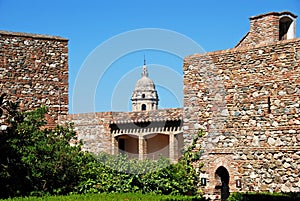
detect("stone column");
top-left (169, 134), bottom-right (179, 163)
top-left (111, 135), bottom-right (118, 155)
top-left (138, 136), bottom-right (144, 160)
top-left (138, 136), bottom-right (147, 160)
top-left (169, 134), bottom-right (175, 162)
top-left (174, 134), bottom-right (178, 161)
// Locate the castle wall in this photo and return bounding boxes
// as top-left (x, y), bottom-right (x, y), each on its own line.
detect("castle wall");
top-left (0, 31), bottom-right (68, 122)
top-left (2, 11), bottom-right (299, 198)
top-left (63, 108), bottom-right (182, 155)
top-left (110, 108), bottom-right (182, 123)
top-left (183, 38), bottom-right (300, 196)
top-left (61, 112), bottom-right (113, 154)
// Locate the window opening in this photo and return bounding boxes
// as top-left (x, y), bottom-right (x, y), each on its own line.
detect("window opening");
top-left (279, 17), bottom-right (293, 40)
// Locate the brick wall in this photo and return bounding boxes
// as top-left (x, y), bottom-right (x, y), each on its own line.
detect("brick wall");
top-left (184, 38), bottom-right (300, 195)
top-left (0, 31), bottom-right (68, 122)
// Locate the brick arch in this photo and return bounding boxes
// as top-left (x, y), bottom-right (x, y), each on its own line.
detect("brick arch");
top-left (202, 155), bottom-right (239, 199)
top-left (210, 157), bottom-right (233, 186)
top-left (215, 156), bottom-right (239, 184)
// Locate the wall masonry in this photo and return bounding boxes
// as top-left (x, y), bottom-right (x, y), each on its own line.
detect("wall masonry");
top-left (236, 11), bottom-right (297, 48)
top-left (2, 11), bottom-right (300, 199)
top-left (0, 31), bottom-right (68, 123)
top-left (62, 108), bottom-right (182, 154)
top-left (184, 38), bottom-right (300, 197)
top-left (61, 112), bottom-right (113, 153)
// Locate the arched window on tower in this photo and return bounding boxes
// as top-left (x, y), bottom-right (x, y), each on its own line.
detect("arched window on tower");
top-left (141, 104), bottom-right (146, 111)
top-left (142, 94), bottom-right (145, 99)
top-left (279, 16), bottom-right (294, 40)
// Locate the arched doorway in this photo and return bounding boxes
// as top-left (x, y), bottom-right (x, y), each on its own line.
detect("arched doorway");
top-left (215, 166), bottom-right (230, 201)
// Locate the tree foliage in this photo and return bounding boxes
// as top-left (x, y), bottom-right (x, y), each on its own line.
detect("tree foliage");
top-left (76, 131), bottom-right (204, 196)
top-left (0, 96), bottom-right (85, 198)
top-left (0, 94), bottom-right (205, 199)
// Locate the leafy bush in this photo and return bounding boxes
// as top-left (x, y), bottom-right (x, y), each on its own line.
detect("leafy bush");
top-left (76, 130), bottom-right (204, 196)
top-left (0, 94), bottom-right (205, 199)
top-left (0, 97), bottom-right (87, 198)
top-left (228, 192), bottom-right (300, 201)
top-left (76, 153), bottom-right (198, 195)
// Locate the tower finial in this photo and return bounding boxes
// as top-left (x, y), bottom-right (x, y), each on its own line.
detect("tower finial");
top-left (142, 65), bottom-right (148, 77)
top-left (142, 54), bottom-right (148, 77)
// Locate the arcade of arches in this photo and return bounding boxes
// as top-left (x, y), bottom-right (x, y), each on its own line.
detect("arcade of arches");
top-left (110, 119), bottom-right (183, 162)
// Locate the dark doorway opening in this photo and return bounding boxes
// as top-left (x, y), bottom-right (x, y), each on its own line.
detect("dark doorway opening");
top-left (215, 166), bottom-right (230, 201)
top-left (118, 138), bottom-right (125, 152)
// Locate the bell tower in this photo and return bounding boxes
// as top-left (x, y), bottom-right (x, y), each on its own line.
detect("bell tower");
top-left (131, 60), bottom-right (159, 111)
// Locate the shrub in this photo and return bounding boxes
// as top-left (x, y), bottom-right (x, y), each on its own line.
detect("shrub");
top-left (0, 94), bottom-right (206, 199)
top-left (228, 192), bottom-right (300, 201)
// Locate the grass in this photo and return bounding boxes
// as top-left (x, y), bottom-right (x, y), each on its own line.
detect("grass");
top-left (1, 193), bottom-right (206, 201)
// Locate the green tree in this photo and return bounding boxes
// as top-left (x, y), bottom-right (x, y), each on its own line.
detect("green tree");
top-left (0, 94), bottom-right (29, 198)
top-left (0, 94), bottom-right (87, 198)
top-left (12, 106), bottom-right (84, 195)
top-left (0, 93), bottom-right (205, 198)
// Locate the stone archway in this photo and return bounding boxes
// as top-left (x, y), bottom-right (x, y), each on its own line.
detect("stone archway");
top-left (215, 166), bottom-right (230, 201)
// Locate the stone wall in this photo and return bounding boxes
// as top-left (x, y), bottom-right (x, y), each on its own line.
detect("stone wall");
top-left (61, 112), bottom-right (113, 153)
top-left (236, 11), bottom-right (297, 48)
top-left (63, 108), bottom-right (183, 154)
top-left (184, 37), bottom-right (300, 197)
top-left (0, 31), bottom-right (68, 122)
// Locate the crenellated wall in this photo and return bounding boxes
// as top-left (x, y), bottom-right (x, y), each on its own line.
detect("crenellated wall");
top-left (0, 31), bottom-right (68, 122)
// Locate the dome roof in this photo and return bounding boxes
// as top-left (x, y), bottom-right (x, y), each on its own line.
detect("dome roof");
top-left (131, 63), bottom-right (159, 111)
top-left (134, 76), bottom-right (155, 91)
top-left (133, 65), bottom-right (156, 91)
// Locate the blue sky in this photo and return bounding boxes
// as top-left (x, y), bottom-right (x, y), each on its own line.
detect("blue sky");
top-left (0, 0), bottom-right (299, 113)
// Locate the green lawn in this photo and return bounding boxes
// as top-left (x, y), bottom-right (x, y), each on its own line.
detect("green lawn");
top-left (1, 193), bottom-right (206, 201)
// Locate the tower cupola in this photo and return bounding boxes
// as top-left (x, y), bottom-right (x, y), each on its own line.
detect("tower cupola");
top-left (131, 61), bottom-right (159, 111)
